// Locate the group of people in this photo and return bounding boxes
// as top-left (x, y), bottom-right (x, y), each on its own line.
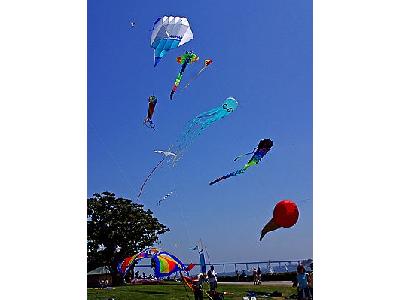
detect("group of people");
top-left (252, 267), bottom-right (262, 285)
top-left (123, 270), bottom-right (156, 283)
top-left (186, 265), bottom-right (223, 300)
top-left (295, 264), bottom-right (313, 300)
top-left (235, 269), bottom-right (249, 281)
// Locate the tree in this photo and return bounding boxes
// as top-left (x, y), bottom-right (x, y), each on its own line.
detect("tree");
top-left (87, 191), bottom-right (169, 282)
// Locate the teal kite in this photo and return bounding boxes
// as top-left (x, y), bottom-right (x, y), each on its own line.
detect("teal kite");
top-left (137, 97), bottom-right (239, 200)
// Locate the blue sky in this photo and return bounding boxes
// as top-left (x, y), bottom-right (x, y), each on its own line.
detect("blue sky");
top-left (88, 0), bottom-right (312, 267)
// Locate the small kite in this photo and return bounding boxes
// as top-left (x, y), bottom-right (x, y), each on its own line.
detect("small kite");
top-left (143, 95), bottom-right (157, 129)
top-left (199, 249), bottom-right (206, 274)
top-left (170, 51), bottom-right (199, 100)
top-left (157, 191), bottom-right (174, 206)
top-left (259, 200), bottom-right (299, 241)
top-left (154, 150), bottom-right (177, 158)
top-left (183, 59), bottom-right (213, 90)
top-left (209, 139), bottom-right (273, 186)
top-left (151, 16), bottom-right (193, 67)
top-left (137, 97), bottom-right (238, 200)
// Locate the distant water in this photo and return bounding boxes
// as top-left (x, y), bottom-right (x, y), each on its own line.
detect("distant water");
top-left (215, 260), bottom-right (313, 276)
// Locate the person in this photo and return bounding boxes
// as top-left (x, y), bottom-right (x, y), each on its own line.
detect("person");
top-left (235, 270), bottom-right (239, 282)
top-left (207, 265), bottom-right (218, 292)
top-left (183, 273), bottom-right (205, 300)
top-left (193, 273), bottom-right (205, 300)
top-left (296, 265), bottom-right (310, 300)
top-left (308, 263), bottom-right (313, 299)
top-left (257, 267), bottom-right (262, 285)
top-left (240, 270), bottom-right (246, 280)
top-left (99, 279), bottom-right (105, 288)
top-left (252, 267), bottom-right (257, 285)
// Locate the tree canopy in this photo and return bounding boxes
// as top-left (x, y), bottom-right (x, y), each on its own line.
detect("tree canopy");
top-left (87, 192), bottom-right (169, 274)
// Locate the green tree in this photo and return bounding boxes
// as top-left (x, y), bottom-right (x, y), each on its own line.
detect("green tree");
top-left (87, 192), bottom-right (169, 282)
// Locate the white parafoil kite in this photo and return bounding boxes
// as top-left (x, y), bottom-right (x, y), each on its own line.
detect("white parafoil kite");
top-left (151, 16), bottom-right (193, 67)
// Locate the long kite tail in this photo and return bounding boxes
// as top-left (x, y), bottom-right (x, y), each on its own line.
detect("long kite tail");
top-left (209, 168), bottom-right (246, 186)
top-left (169, 90), bottom-right (175, 100)
top-left (137, 157), bottom-right (165, 200)
top-left (170, 59), bottom-right (190, 100)
top-left (169, 74), bottom-right (181, 100)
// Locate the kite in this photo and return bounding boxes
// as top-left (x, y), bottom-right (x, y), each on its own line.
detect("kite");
top-left (183, 59), bottom-right (213, 90)
top-left (199, 250), bottom-right (206, 274)
top-left (172, 97), bottom-right (239, 158)
top-left (151, 16), bottom-right (193, 67)
top-left (118, 248), bottom-right (189, 279)
top-left (137, 97), bottom-right (238, 200)
top-left (259, 200), bottom-right (299, 241)
top-left (129, 19), bottom-right (136, 28)
top-left (170, 51), bottom-right (199, 100)
top-left (143, 95), bottom-right (157, 129)
top-left (209, 139), bottom-right (273, 185)
top-left (157, 191), bottom-right (174, 206)
top-left (154, 150), bottom-right (177, 158)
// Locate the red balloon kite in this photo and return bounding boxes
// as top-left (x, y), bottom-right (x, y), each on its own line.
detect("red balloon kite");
top-left (260, 200), bottom-right (299, 241)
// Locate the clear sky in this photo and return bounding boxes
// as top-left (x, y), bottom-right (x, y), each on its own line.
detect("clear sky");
top-left (88, 0), bottom-right (312, 267)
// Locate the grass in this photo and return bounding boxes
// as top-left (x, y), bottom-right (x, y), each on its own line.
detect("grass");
top-left (87, 282), bottom-right (297, 300)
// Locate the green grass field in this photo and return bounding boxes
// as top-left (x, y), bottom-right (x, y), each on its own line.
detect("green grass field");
top-left (88, 282), bottom-right (297, 300)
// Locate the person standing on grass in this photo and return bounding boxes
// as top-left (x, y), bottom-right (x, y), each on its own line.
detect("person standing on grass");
top-left (252, 267), bottom-right (257, 285)
top-left (207, 265), bottom-right (218, 292)
top-left (194, 273), bottom-right (205, 300)
top-left (257, 266), bottom-right (262, 285)
top-left (296, 264), bottom-right (310, 300)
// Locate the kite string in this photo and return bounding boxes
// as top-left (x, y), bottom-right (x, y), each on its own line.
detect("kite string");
top-left (88, 121), bottom-right (134, 192)
top-left (181, 66), bottom-right (206, 90)
top-left (136, 157), bottom-right (166, 200)
top-left (177, 199), bottom-right (192, 247)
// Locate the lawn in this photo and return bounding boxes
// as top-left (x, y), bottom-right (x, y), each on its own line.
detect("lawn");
top-left (87, 282), bottom-right (297, 300)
